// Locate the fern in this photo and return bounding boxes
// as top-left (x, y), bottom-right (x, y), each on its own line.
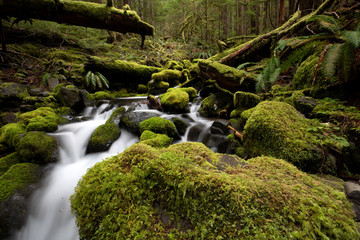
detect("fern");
top-left (307, 15), bottom-right (341, 34)
top-left (343, 30), bottom-right (360, 48)
top-left (339, 43), bottom-right (355, 82)
top-left (236, 62), bottom-right (256, 70)
top-left (323, 44), bottom-right (343, 78)
top-left (84, 71), bottom-right (110, 91)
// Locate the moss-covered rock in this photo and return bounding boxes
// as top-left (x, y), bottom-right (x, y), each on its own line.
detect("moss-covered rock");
top-left (71, 142), bottom-right (359, 239)
top-left (17, 131), bottom-right (58, 164)
top-left (139, 117), bottom-right (177, 139)
top-left (0, 153), bottom-right (20, 176)
top-left (0, 123), bottom-right (27, 149)
top-left (151, 69), bottom-right (183, 86)
top-left (139, 130), bottom-right (173, 148)
top-left (159, 88), bottom-right (190, 113)
top-left (86, 123), bottom-right (121, 153)
top-left (147, 80), bottom-right (170, 91)
top-left (120, 111), bottom-right (160, 135)
top-left (57, 86), bottom-right (91, 112)
top-left (20, 107), bottom-right (65, 132)
top-left (0, 163), bottom-right (40, 202)
top-left (106, 107), bottom-right (126, 126)
top-left (165, 60), bottom-right (183, 70)
top-left (171, 117), bottom-right (189, 136)
top-left (199, 92), bottom-right (233, 118)
top-left (92, 91), bottom-right (115, 101)
top-left (243, 101), bottom-right (350, 173)
top-left (233, 91), bottom-right (260, 109)
top-left (0, 82), bottom-right (29, 108)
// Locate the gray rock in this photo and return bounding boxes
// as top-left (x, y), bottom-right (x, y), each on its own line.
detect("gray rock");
top-left (344, 181), bottom-right (360, 221)
top-left (48, 78), bottom-right (60, 91)
top-left (210, 119), bottom-right (230, 135)
top-left (57, 87), bottom-right (92, 113)
top-left (120, 111), bottom-right (160, 135)
top-left (0, 82), bottom-right (29, 108)
top-left (28, 88), bottom-right (50, 97)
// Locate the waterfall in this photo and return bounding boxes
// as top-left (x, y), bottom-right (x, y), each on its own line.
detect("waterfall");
top-left (9, 97), bottom-right (223, 240)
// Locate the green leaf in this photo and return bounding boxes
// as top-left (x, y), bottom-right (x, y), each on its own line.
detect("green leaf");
top-left (343, 30), bottom-right (360, 48)
top-left (323, 44), bottom-right (343, 78)
top-left (96, 72), bottom-right (110, 89)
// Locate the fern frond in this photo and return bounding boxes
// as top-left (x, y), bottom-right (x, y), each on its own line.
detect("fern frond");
top-left (96, 72), bottom-right (110, 89)
top-left (343, 30), bottom-right (360, 48)
top-left (90, 72), bottom-right (96, 88)
top-left (85, 71), bottom-right (92, 87)
top-left (94, 74), bottom-right (103, 89)
top-left (280, 43), bottom-right (317, 72)
top-left (255, 74), bottom-right (265, 92)
top-left (236, 62), bottom-right (256, 70)
top-left (307, 15), bottom-right (341, 34)
top-left (323, 43), bottom-right (343, 78)
top-left (339, 43), bottom-right (355, 82)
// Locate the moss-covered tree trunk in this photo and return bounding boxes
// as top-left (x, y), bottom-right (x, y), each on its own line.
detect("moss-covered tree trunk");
top-left (1, 0), bottom-right (154, 36)
top-left (210, 0), bottom-right (335, 67)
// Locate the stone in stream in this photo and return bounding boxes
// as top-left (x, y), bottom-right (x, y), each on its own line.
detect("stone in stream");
top-left (344, 181), bottom-right (360, 221)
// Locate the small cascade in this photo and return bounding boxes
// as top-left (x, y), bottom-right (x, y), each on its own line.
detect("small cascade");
top-left (9, 95), bottom-right (229, 240)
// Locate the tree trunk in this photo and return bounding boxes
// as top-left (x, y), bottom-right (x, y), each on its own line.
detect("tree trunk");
top-left (0, 19), bottom-right (6, 52)
top-left (197, 59), bottom-right (256, 92)
top-left (1, 0), bottom-right (154, 36)
top-left (210, 0), bottom-right (335, 67)
top-left (279, 0), bottom-right (286, 25)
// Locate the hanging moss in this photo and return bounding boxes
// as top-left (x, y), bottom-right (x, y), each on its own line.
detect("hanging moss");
top-left (71, 142), bottom-right (359, 239)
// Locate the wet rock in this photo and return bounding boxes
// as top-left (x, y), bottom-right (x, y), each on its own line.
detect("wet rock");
top-left (210, 119), bottom-right (230, 135)
top-left (345, 181), bottom-right (360, 221)
top-left (57, 86), bottom-right (92, 113)
top-left (172, 117), bottom-right (189, 136)
top-left (0, 112), bottom-right (17, 127)
top-left (86, 123), bottom-right (121, 153)
top-left (199, 92), bottom-right (233, 118)
top-left (120, 111), bottom-right (160, 135)
top-left (28, 88), bottom-right (50, 97)
top-left (106, 107), bottom-right (126, 126)
top-left (0, 82), bottom-right (29, 109)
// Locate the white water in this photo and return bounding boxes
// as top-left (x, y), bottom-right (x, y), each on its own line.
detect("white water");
top-left (10, 98), bottom-right (218, 240)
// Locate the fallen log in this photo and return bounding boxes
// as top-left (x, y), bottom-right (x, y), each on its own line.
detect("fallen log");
top-left (197, 59), bottom-right (257, 93)
top-left (0, 0), bottom-right (154, 37)
top-left (85, 56), bottom-right (162, 90)
top-left (209, 0), bottom-right (335, 67)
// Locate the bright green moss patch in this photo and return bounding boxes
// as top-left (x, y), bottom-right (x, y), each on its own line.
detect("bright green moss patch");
top-left (106, 107), bottom-right (126, 125)
top-left (20, 107), bottom-right (65, 132)
top-left (0, 153), bottom-right (20, 176)
top-left (17, 131), bottom-right (58, 164)
top-left (0, 123), bottom-right (26, 149)
top-left (233, 91), bottom-right (260, 109)
top-left (151, 69), bottom-right (183, 85)
top-left (87, 123), bottom-right (121, 153)
top-left (92, 91), bottom-right (115, 101)
top-left (0, 163), bottom-right (40, 202)
top-left (159, 88), bottom-right (190, 113)
top-left (139, 130), bottom-right (173, 148)
top-left (71, 142), bottom-right (359, 239)
top-left (139, 117), bottom-right (177, 138)
top-left (243, 101), bottom-right (350, 173)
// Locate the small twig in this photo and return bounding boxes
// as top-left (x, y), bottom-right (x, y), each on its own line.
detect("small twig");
top-left (306, 25), bottom-right (317, 35)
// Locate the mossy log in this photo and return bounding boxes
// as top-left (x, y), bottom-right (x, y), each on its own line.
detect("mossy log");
top-left (1, 0), bottom-right (154, 36)
top-left (197, 59), bottom-right (256, 92)
top-left (210, 0), bottom-right (335, 67)
top-left (85, 56), bottom-right (162, 90)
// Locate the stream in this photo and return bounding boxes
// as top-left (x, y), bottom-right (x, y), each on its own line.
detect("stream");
top-left (9, 97), bottom-right (227, 240)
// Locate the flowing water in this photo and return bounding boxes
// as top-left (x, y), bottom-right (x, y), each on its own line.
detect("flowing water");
top-left (10, 97), bottom-right (225, 240)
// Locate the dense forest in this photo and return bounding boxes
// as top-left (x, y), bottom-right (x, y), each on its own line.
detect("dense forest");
top-left (1, 0), bottom-right (360, 239)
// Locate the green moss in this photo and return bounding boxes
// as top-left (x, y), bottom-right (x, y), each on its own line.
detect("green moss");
top-left (0, 123), bottom-right (27, 148)
top-left (159, 88), bottom-right (190, 113)
top-left (181, 87), bottom-right (197, 101)
top-left (87, 123), bottom-right (121, 153)
top-left (137, 84), bottom-right (148, 93)
top-left (139, 117), bottom-right (177, 138)
top-left (199, 92), bottom-right (233, 118)
top-left (165, 60), bottom-right (183, 70)
top-left (17, 131), bottom-right (58, 164)
top-left (243, 101), bottom-right (349, 173)
top-left (106, 107), bottom-right (126, 125)
top-left (171, 117), bottom-right (189, 136)
top-left (20, 107), bottom-right (65, 132)
top-left (0, 153), bottom-right (20, 176)
top-left (233, 91), bottom-right (260, 109)
top-left (71, 142), bottom-right (359, 239)
top-left (46, 48), bottom-right (87, 63)
top-left (0, 163), bottom-right (40, 202)
top-left (0, 82), bottom-right (29, 100)
top-left (147, 80), bottom-right (170, 90)
top-left (92, 91), bottom-right (115, 100)
top-left (151, 69), bottom-right (183, 85)
top-left (139, 130), bottom-right (173, 148)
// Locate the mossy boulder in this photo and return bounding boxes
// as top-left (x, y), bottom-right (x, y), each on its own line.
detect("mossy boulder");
top-left (165, 60), bottom-right (183, 70)
top-left (20, 107), bottom-right (65, 132)
top-left (71, 142), bottom-right (359, 239)
top-left (106, 107), bottom-right (126, 126)
top-left (0, 123), bottom-right (27, 149)
top-left (139, 130), bottom-right (173, 148)
top-left (0, 82), bottom-right (29, 108)
top-left (199, 92), bottom-right (233, 118)
top-left (57, 86), bottom-right (91, 112)
top-left (151, 69), bottom-right (183, 86)
top-left (86, 123), bottom-right (121, 153)
top-left (92, 91), bottom-right (115, 101)
top-left (243, 101), bottom-right (349, 173)
top-left (139, 117), bottom-right (178, 139)
top-left (17, 131), bottom-right (58, 164)
top-left (0, 153), bottom-right (20, 176)
top-left (120, 111), bottom-right (160, 135)
top-left (233, 91), bottom-right (260, 109)
top-left (0, 163), bottom-right (41, 239)
top-left (159, 88), bottom-right (190, 113)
